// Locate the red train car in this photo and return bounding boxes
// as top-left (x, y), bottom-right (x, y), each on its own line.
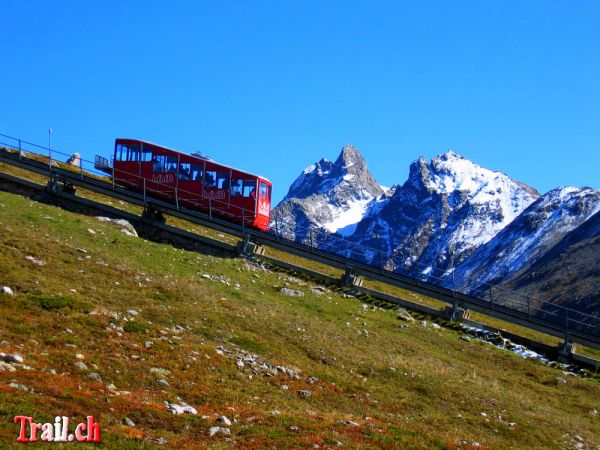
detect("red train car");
top-left (111, 138), bottom-right (272, 231)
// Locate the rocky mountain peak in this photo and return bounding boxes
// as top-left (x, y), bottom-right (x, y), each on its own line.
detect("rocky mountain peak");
top-left (283, 144), bottom-right (383, 201)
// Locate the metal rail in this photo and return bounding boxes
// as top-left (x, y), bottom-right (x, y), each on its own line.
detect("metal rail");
top-left (0, 135), bottom-right (598, 350)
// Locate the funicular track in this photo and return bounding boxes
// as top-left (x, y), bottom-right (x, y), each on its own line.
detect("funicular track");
top-left (0, 138), bottom-right (599, 362)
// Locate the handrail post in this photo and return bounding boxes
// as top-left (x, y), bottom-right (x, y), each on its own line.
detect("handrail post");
top-left (112, 164), bottom-right (115, 189)
top-left (242, 209), bottom-right (245, 234)
top-left (175, 187), bottom-right (179, 210)
top-left (143, 178), bottom-right (147, 205)
top-left (209, 198), bottom-right (212, 220)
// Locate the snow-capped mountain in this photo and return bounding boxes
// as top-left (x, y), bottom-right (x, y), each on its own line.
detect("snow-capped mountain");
top-left (339, 151), bottom-right (540, 278)
top-left (271, 145), bottom-right (385, 241)
top-left (273, 145), bottom-right (600, 315)
top-left (452, 186), bottom-right (600, 291)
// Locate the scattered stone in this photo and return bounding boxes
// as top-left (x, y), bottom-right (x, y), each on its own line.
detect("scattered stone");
top-left (166, 402), bottom-right (197, 415)
top-left (0, 361), bottom-right (17, 372)
top-left (123, 417), bottom-right (136, 427)
top-left (146, 436), bottom-right (168, 445)
top-left (460, 335), bottom-right (471, 342)
top-left (96, 217), bottom-right (138, 237)
top-left (556, 376), bottom-right (567, 384)
top-left (107, 383), bottom-right (117, 391)
top-left (144, 341), bottom-right (153, 349)
top-left (74, 362), bottom-right (88, 370)
top-left (271, 410), bottom-right (281, 415)
top-left (1, 286), bottom-right (14, 296)
top-left (217, 416), bottom-right (232, 426)
top-left (3, 354), bottom-right (24, 364)
top-left (156, 379), bottom-right (170, 388)
top-left (289, 426), bottom-right (299, 432)
top-left (87, 228), bottom-right (96, 235)
top-left (431, 323), bottom-right (442, 330)
top-left (396, 308), bottom-right (414, 322)
top-left (480, 412), bottom-right (487, 417)
top-left (280, 287), bottom-right (304, 297)
top-left (150, 367), bottom-right (171, 378)
top-left (127, 310), bottom-right (139, 316)
top-left (25, 255), bottom-right (45, 267)
top-left (8, 382), bottom-right (29, 391)
top-left (75, 353), bottom-right (85, 359)
top-left (88, 372), bottom-right (102, 382)
top-left (209, 426), bottom-right (230, 437)
top-left (307, 376), bottom-right (319, 384)
top-left (336, 420), bottom-right (359, 427)
top-left (298, 390), bottom-right (312, 399)
top-left (361, 329), bottom-right (369, 336)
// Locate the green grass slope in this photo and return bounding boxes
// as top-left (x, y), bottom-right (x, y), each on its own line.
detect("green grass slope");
top-left (0, 190), bottom-right (599, 449)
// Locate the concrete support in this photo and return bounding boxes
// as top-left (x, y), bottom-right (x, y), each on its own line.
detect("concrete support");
top-left (236, 235), bottom-right (265, 257)
top-left (557, 339), bottom-right (574, 363)
top-left (340, 267), bottom-right (364, 288)
top-left (141, 206), bottom-right (166, 224)
top-left (443, 300), bottom-right (470, 322)
top-left (46, 174), bottom-right (76, 195)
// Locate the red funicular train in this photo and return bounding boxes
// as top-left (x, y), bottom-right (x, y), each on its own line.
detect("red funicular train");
top-left (110, 138), bottom-right (272, 231)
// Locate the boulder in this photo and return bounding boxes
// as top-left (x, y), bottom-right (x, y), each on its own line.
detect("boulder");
top-left (280, 288), bottom-right (304, 297)
top-left (1, 286), bottom-right (14, 296)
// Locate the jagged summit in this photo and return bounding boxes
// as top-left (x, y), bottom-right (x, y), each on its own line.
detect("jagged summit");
top-left (283, 144), bottom-right (382, 202)
top-left (274, 144), bottom-right (384, 239)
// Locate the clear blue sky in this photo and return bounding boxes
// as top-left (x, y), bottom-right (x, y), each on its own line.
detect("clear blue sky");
top-left (1, 0), bottom-right (598, 204)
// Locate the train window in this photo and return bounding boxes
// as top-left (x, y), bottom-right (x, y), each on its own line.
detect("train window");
top-left (129, 145), bottom-right (141, 162)
top-left (216, 171), bottom-right (230, 189)
top-left (141, 145), bottom-right (153, 162)
top-left (152, 155), bottom-right (177, 172)
top-left (204, 171), bottom-right (229, 188)
top-left (230, 179), bottom-right (243, 196)
top-left (115, 144), bottom-right (127, 161)
top-left (259, 181), bottom-right (268, 199)
top-left (204, 170), bottom-right (217, 188)
top-left (178, 163), bottom-right (191, 180)
top-left (115, 143), bottom-right (141, 162)
top-left (190, 163), bottom-right (203, 181)
top-left (242, 180), bottom-right (256, 197)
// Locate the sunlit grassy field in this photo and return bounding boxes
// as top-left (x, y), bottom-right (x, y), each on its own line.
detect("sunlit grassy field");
top-left (0, 185), bottom-right (599, 449)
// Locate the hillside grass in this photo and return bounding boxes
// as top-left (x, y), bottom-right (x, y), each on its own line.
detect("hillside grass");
top-left (2, 154), bottom-right (598, 361)
top-left (0, 189), bottom-right (599, 449)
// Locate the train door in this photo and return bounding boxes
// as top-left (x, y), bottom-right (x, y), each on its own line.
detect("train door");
top-left (255, 180), bottom-right (271, 231)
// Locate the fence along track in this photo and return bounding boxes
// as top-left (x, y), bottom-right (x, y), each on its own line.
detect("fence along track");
top-left (0, 134), bottom-right (598, 352)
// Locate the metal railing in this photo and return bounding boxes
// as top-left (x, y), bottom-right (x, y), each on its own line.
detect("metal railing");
top-left (0, 132), bottom-right (598, 339)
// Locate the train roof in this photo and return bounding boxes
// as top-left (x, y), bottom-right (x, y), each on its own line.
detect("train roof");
top-left (116, 138), bottom-right (271, 184)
